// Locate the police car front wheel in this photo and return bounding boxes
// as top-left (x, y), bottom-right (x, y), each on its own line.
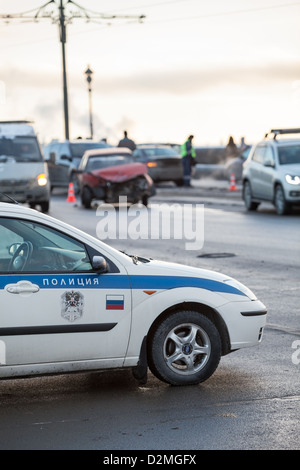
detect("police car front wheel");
top-left (148, 311), bottom-right (222, 386)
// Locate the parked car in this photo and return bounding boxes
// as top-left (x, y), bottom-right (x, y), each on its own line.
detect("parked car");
top-left (224, 146), bottom-right (252, 181)
top-left (0, 201), bottom-right (267, 385)
top-left (133, 144), bottom-right (184, 186)
top-left (192, 145), bottom-right (227, 180)
top-left (0, 120), bottom-right (50, 212)
top-left (77, 147), bottom-right (155, 208)
top-left (43, 139), bottom-right (111, 192)
top-left (242, 128), bottom-right (300, 214)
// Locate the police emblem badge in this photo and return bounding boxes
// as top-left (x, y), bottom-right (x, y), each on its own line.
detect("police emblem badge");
top-left (61, 291), bottom-right (84, 322)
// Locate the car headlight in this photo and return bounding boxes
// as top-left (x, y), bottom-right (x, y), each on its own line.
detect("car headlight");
top-left (224, 278), bottom-right (257, 300)
top-left (285, 174), bottom-right (300, 185)
top-left (36, 173), bottom-right (48, 186)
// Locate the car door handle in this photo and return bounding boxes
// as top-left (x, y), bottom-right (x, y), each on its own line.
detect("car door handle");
top-left (5, 281), bottom-right (40, 294)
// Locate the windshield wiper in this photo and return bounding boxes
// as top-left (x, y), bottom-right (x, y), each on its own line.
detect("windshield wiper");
top-left (120, 251), bottom-right (151, 264)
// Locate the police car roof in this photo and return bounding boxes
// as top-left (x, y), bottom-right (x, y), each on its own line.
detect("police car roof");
top-left (0, 201), bottom-right (38, 213)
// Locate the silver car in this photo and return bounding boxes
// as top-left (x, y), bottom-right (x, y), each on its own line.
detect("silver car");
top-left (242, 128), bottom-right (300, 215)
top-left (0, 121), bottom-right (50, 212)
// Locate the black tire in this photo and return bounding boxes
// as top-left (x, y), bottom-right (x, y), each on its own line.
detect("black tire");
top-left (81, 187), bottom-right (93, 209)
top-left (274, 184), bottom-right (289, 215)
top-left (148, 311), bottom-right (222, 386)
top-left (40, 201), bottom-right (50, 213)
top-left (243, 181), bottom-right (259, 211)
top-left (142, 195), bottom-right (149, 206)
top-left (175, 179), bottom-right (184, 187)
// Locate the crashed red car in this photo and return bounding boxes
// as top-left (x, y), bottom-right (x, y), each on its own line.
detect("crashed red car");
top-left (77, 147), bottom-right (155, 208)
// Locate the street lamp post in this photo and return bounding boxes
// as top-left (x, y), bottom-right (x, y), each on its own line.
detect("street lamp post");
top-left (85, 66), bottom-right (94, 140)
top-left (59, 0), bottom-right (70, 140)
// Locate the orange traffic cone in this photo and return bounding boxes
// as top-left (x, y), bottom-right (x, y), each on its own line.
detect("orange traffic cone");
top-left (228, 173), bottom-right (237, 191)
top-left (66, 182), bottom-right (77, 202)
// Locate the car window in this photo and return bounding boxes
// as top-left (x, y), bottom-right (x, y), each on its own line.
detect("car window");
top-left (278, 145), bottom-right (300, 165)
top-left (252, 145), bottom-right (266, 164)
top-left (240, 146), bottom-right (251, 159)
top-left (264, 146), bottom-right (275, 165)
top-left (59, 142), bottom-right (71, 158)
top-left (0, 136), bottom-right (43, 162)
top-left (70, 142), bottom-right (109, 159)
top-left (132, 150), bottom-right (143, 160)
top-left (86, 155), bottom-right (133, 171)
top-left (0, 218), bottom-right (93, 273)
top-left (134, 150), bottom-right (146, 162)
top-left (141, 147), bottom-right (178, 158)
top-left (0, 224), bottom-right (22, 271)
top-left (79, 153), bottom-right (89, 170)
top-left (44, 143), bottom-right (59, 161)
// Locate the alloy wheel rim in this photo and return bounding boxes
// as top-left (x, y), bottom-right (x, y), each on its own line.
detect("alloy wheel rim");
top-left (163, 323), bottom-right (211, 376)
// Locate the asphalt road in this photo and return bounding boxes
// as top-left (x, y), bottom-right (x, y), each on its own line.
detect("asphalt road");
top-left (0, 183), bottom-right (299, 451)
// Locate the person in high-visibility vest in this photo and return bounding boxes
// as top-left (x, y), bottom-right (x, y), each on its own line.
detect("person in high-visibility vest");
top-left (181, 135), bottom-right (196, 187)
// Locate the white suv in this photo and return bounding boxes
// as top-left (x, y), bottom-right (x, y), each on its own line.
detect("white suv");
top-left (242, 128), bottom-right (300, 215)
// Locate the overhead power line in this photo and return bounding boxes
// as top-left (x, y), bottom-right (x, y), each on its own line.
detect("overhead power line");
top-left (0, 0), bottom-right (146, 140)
top-left (143, 1), bottom-right (300, 25)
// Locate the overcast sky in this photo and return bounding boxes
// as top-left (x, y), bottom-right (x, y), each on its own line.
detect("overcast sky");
top-left (1, 0), bottom-right (300, 146)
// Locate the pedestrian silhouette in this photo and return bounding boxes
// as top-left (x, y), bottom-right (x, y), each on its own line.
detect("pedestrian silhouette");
top-left (181, 135), bottom-right (196, 187)
top-left (118, 131), bottom-right (136, 151)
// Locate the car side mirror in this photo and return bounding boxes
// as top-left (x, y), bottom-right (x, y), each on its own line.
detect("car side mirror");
top-left (92, 255), bottom-right (108, 274)
top-left (264, 160), bottom-right (275, 168)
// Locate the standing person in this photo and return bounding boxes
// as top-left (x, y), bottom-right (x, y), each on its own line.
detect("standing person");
top-left (225, 135), bottom-right (238, 158)
top-left (118, 130), bottom-right (136, 151)
top-left (181, 135), bottom-right (196, 187)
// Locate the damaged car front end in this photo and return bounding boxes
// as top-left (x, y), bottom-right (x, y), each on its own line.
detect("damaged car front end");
top-left (77, 147), bottom-right (155, 208)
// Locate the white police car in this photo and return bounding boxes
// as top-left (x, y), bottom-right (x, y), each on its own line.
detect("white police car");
top-left (0, 202), bottom-right (267, 386)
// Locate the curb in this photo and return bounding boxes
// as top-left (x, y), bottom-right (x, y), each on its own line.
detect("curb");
top-left (154, 186), bottom-right (242, 199)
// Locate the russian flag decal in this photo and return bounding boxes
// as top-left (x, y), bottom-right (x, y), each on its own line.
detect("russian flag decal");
top-left (106, 295), bottom-right (124, 310)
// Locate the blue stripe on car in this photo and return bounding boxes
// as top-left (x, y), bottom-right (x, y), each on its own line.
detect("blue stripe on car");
top-left (0, 274), bottom-right (246, 296)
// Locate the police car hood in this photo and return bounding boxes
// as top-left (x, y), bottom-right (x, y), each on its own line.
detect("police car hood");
top-left (125, 258), bottom-right (251, 298)
top-left (129, 257), bottom-right (230, 283)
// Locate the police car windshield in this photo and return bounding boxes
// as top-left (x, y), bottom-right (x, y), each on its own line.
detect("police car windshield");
top-left (278, 145), bottom-right (300, 165)
top-left (0, 136), bottom-right (43, 162)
